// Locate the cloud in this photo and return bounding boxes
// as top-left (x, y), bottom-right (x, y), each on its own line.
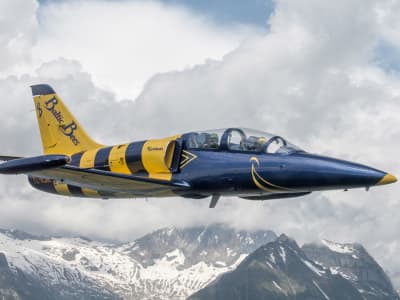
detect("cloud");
top-left (1, 0), bottom-right (400, 288)
top-left (0, 0), bottom-right (38, 72)
top-left (33, 0), bottom-right (256, 100)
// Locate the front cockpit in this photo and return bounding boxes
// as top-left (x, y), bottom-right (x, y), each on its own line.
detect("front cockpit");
top-left (182, 128), bottom-right (303, 154)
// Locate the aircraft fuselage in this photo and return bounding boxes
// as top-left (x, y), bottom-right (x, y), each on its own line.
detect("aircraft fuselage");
top-left (28, 133), bottom-right (394, 200)
top-left (0, 84), bottom-right (396, 207)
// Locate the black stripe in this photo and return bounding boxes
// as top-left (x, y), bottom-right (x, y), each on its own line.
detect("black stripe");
top-left (125, 141), bottom-right (148, 175)
top-left (70, 152), bottom-right (84, 167)
top-left (94, 146), bottom-right (112, 171)
top-left (68, 185), bottom-right (83, 196)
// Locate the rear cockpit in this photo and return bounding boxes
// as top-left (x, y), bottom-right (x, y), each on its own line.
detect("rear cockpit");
top-left (182, 128), bottom-right (303, 154)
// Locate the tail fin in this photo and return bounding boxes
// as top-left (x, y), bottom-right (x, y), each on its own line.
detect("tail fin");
top-left (31, 84), bottom-right (102, 155)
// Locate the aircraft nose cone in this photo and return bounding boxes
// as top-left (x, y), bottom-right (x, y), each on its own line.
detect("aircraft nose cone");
top-left (376, 173), bottom-right (397, 186)
top-left (284, 154), bottom-right (396, 190)
top-left (333, 162), bottom-right (389, 188)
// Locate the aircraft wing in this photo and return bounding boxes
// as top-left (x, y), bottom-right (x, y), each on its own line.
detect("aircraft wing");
top-left (0, 156), bottom-right (21, 161)
top-left (29, 165), bottom-right (190, 195)
top-left (0, 154), bottom-right (190, 196)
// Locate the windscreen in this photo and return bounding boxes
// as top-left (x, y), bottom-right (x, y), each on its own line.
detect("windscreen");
top-left (185, 128), bottom-right (303, 154)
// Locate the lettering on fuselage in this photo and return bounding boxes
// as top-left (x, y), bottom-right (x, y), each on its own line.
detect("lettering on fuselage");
top-left (147, 146), bottom-right (163, 151)
top-left (44, 97), bottom-right (80, 145)
top-left (36, 102), bottom-right (43, 118)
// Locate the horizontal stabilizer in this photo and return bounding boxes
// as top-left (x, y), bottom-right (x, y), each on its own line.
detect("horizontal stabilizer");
top-left (0, 155), bottom-right (70, 174)
top-left (0, 156), bottom-right (21, 161)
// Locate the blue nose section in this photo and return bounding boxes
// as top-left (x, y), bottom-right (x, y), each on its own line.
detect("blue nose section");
top-left (279, 153), bottom-right (393, 190)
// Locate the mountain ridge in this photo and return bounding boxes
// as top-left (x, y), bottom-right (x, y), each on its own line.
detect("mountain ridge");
top-left (0, 224), bottom-right (276, 300)
top-left (189, 234), bottom-right (399, 300)
top-left (0, 226), bottom-right (397, 300)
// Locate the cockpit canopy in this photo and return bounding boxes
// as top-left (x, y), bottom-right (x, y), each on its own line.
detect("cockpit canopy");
top-left (183, 128), bottom-right (303, 154)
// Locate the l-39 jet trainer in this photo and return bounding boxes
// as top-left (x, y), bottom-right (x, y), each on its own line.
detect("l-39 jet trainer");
top-left (0, 84), bottom-right (396, 207)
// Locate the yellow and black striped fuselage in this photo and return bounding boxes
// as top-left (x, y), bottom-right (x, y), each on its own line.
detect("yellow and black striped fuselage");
top-left (29, 136), bottom-right (183, 198)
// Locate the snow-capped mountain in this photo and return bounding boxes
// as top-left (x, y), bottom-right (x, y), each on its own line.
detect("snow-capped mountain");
top-left (0, 225), bottom-right (276, 300)
top-left (302, 239), bottom-right (398, 300)
top-left (189, 235), bottom-right (399, 300)
top-left (0, 226), bottom-right (397, 300)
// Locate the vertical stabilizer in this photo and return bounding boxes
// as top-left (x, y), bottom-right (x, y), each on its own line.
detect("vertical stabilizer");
top-left (31, 84), bottom-right (102, 155)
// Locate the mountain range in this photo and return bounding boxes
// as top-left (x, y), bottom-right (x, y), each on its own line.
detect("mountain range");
top-left (189, 234), bottom-right (399, 300)
top-left (0, 225), bottom-right (397, 300)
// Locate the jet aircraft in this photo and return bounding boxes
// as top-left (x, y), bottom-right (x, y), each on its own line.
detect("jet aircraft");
top-left (0, 84), bottom-right (396, 207)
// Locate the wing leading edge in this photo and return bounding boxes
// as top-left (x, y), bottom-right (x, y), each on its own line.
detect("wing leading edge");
top-left (29, 165), bottom-right (190, 196)
top-left (0, 154), bottom-right (189, 197)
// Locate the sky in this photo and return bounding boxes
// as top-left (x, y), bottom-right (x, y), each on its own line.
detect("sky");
top-left (1, 0), bottom-right (400, 287)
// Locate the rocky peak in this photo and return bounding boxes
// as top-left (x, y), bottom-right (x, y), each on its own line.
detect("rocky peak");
top-left (302, 240), bottom-right (399, 300)
top-left (0, 229), bottom-right (50, 241)
top-left (276, 233), bottom-right (298, 248)
top-left (189, 234), bottom-right (364, 300)
top-left (122, 224), bottom-right (277, 267)
top-left (0, 253), bottom-right (8, 268)
top-left (250, 233), bottom-right (326, 276)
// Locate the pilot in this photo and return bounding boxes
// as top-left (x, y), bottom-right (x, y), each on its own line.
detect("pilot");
top-left (205, 133), bottom-right (219, 149)
top-left (188, 133), bottom-right (199, 148)
top-left (242, 136), bottom-right (266, 152)
top-left (196, 133), bottom-right (219, 149)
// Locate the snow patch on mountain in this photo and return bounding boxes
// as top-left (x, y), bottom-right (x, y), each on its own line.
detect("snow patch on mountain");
top-left (0, 225), bottom-right (276, 300)
top-left (313, 280), bottom-right (330, 300)
top-left (301, 258), bottom-right (326, 277)
top-left (321, 239), bottom-right (355, 254)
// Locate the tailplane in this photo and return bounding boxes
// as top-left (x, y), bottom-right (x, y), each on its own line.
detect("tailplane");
top-left (31, 84), bottom-right (102, 155)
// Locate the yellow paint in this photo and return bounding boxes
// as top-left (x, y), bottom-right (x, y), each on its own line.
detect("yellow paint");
top-left (253, 167), bottom-right (293, 191)
top-left (53, 181), bottom-right (71, 195)
top-left (109, 144), bottom-right (131, 175)
top-left (81, 188), bottom-right (100, 197)
top-left (251, 163), bottom-right (276, 192)
top-left (33, 94), bottom-right (102, 155)
top-left (141, 135), bottom-right (181, 181)
top-left (180, 150), bottom-right (197, 169)
top-left (164, 142), bottom-right (175, 168)
top-left (376, 173), bottom-right (397, 185)
top-left (80, 148), bottom-right (101, 168)
top-left (250, 157), bottom-right (293, 192)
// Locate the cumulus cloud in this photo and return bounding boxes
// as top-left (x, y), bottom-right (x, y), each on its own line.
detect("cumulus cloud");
top-left (33, 0), bottom-right (255, 100)
top-left (0, 0), bottom-right (259, 239)
top-left (0, 0), bottom-right (38, 72)
top-left (0, 0), bottom-right (400, 288)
